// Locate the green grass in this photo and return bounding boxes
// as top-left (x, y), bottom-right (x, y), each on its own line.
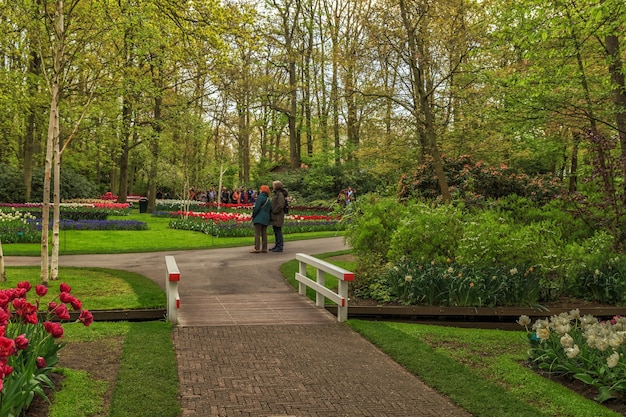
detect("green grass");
top-left (49, 368), bottom-right (108, 417)
top-left (54, 321), bottom-right (178, 417)
top-left (348, 320), bottom-right (621, 417)
top-left (2, 267), bottom-right (165, 310)
top-left (109, 321), bottom-right (179, 417)
top-left (3, 212), bottom-right (341, 256)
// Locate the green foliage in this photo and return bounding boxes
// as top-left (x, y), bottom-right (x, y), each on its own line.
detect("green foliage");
top-left (382, 259), bottom-right (541, 306)
top-left (343, 195), bottom-right (405, 291)
top-left (30, 167), bottom-right (99, 201)
top-left (267, 159), bottom-right (390, 204)
top-left (492, 196), bottom-right (594, 243)
top-left (0, 164), bottom-right (27, 203)
top-left (17, 207), bottom-right (111, 221)
top-left (351, 196), bottom-right (626, 306)
top-left (344, 195), bottom-right (405, 259)
top-left (387, 203), bottom-right (464, 263)
top-left (561, 232), bottom-right (626, 305)
top-left (0, 165), bottom-right (99, 203)
top-left (456, 210), bottom-right (562, 269)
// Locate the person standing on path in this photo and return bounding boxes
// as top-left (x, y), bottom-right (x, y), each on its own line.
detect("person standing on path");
top-left (269, 180), bottom-right (288, 252)
top-left (250, 185), bottom-right (272, 253)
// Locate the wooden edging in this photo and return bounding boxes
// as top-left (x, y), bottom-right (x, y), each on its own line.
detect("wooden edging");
top-left (61, 309), bottom-right (167, 322)
top-left (326, 305), bottom-right (626, 321)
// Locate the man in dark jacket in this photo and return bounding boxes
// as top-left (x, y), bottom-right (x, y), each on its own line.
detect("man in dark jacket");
top-left (269, 180), bottom-right (288, 252)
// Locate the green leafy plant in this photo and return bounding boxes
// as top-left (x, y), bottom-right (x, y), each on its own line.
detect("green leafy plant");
top-left (387, 202), bottom-right (463, 264)
top-left (381, 259), bottom-right (541, 306)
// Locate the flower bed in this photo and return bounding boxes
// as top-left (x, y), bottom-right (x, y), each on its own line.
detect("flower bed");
top-left (520, 310), bottom-right (626, 404)
top-left (0, 282), bottom-right (92, 415)
top-left (167, 209), bottom-right (342, 237)
top-left (28, 219), bottom-right (148, 231)
top-left (0, 206), bottom-right (146, 243)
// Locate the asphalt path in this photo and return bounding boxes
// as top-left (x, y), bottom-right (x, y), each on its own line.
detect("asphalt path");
top-left (4, 236), bottom-right (350, 325)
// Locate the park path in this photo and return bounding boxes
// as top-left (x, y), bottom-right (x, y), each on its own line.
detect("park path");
top-left (5, 237), bottom-right (471, 416)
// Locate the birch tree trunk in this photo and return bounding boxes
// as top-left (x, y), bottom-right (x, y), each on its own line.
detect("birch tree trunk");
top-left (42, 0), bottom-right (65, 284)
top-left (0, 239), bottom-right (6, 283)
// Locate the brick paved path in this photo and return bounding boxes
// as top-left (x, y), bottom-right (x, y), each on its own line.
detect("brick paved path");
top-left (174, 323), bottom-right (471, 417)
top-left (6, 237), bottom-right (471, 416)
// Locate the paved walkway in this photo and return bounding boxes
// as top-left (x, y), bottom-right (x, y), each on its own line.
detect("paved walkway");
top-left (6, 237), bottom-right (471, 416)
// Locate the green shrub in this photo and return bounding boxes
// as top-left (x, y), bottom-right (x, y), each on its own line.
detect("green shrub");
top-left (561, 232), bottom-right (626, 305)
top-left (31, 167), bottom-right (99, 201)
top-left (0, 164), bottom-right (27, 203)
top-left (387, 202), bottom-right (464, 264)
top-left (456, 210), bottom-right (562, 270)
top-left (343, 195), bottom-right (407, 295)
top-left (492, 196), bottom-right (593, 243)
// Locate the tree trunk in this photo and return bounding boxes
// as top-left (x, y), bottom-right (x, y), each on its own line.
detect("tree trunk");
top-left (43, 0), bottom-right (65, 283)
top-left (0, 238), bottom-right (6, 283)
top-left (117, 97), bottom-right (132, 204)
top-left (398, 0), bottom-right (450, 203)
top-left (23, 51), bottom-right (41, 202)
top-left (569, 131), bottom-right (580, 193)
top-left (605, 34), bottom-right (626, 178)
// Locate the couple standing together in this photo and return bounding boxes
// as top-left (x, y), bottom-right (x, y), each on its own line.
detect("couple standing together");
top-left (250, 180), bottom-right (288, 253)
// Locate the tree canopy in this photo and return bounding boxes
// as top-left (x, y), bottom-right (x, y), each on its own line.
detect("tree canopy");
top-left (0, 0), bottom-right (624, 204)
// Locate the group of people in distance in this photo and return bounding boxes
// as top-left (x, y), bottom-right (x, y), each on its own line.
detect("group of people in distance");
top-left (336, 187), bottom-right (356, 207)
top-left (250, 181), bottom-right (288, 254)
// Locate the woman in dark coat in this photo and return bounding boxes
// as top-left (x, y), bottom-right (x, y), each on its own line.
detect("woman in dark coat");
top-left (250, 185), bottom-right (272, 253)
top-left (270, 180), bottom-right (288, 252)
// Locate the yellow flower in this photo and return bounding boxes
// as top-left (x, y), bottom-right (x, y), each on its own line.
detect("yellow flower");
top-left (469, 282), bottom-right (474, 287)
top-left (536, 327), bottom-right (550, 341)
top-left (405, 275), bottom-right (412, 282)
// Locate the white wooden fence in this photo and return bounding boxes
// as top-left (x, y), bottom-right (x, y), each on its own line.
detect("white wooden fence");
top-left (165, 256), bottom-right (181, 324)
top-left (295, 253), bottom-right (354, 322)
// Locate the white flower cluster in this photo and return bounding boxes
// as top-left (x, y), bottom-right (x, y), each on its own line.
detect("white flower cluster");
top-left (0, 209), bottom-right (36, 224)
top-left (524, 309), bottom-right (626, 369)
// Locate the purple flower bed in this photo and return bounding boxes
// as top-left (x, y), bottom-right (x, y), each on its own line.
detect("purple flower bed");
top-left (28, 219), bottom-right (148, 231)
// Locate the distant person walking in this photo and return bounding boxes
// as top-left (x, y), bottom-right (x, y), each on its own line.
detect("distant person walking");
top-left (269, 180), bottom-right (288, 252)
top-left (250, 185), bottom-right (272, 253)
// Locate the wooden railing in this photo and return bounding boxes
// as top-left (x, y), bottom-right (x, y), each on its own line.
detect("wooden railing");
top-left (165, 256), bottom-right (180, 324)
top-left (295, 253), bottom-right (354, 322)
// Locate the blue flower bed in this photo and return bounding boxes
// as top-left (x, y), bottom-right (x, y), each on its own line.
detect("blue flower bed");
top-left (28, 219), bottom-right (148, 231)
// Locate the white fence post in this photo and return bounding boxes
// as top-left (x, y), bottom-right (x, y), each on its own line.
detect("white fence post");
top-left (165, 256), bottom-right (180, 324)
top-left (294, 253), bottom-right (354, 322)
